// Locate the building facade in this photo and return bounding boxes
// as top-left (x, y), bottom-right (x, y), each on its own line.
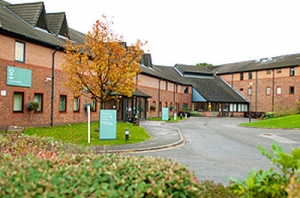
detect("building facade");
top-left (0, 0), bottom-right (299, 130)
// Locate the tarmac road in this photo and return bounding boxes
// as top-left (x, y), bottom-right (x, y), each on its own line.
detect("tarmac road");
top-left (126, 117), bottom-right (300, 185)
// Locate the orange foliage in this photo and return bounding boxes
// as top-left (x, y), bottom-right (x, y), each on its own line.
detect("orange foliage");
top-left (62, 15), bottom-right (147, 106)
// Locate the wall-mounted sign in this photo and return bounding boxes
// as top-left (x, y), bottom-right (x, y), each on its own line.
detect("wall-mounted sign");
top-left (6, 66), bottom-right (32, 87)
top-left (100, 110), bottom-right (117, 140)
top-left (1, 90), bottom-right (6, 96)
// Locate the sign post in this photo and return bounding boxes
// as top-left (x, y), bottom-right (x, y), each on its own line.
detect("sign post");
top-left (87, 105), bottom-right (91, 144)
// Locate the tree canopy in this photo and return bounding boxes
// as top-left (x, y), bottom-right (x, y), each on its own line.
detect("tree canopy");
top-left (62, 15), bottom-right (146, 107)
top-left (196, 62), bottom-right (213, 66)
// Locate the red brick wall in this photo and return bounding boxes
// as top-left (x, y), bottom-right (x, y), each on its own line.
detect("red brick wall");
top-left (137, 74), bottom-right (192, 118)
top-left (219, 66), bottom-right (300, 113)
top-left (0, 36), bottom-right (100, 129)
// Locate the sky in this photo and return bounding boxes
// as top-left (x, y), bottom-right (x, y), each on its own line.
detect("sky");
top-left (7, 0), bottom-right (300, 66)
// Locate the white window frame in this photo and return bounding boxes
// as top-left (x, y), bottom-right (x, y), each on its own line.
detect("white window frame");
top-left (15, 41), bottom-right (25, 62)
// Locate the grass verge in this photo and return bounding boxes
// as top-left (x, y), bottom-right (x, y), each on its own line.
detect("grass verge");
top-left (147, 116), bottom-right (186, 122)
top-left (240, 114), bottom-right (300, 129)
top-left (24, 122), bottom-right (151, 146)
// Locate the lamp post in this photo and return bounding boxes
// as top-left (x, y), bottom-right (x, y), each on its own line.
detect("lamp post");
top-left (125, 129), bottom-right (129, 141)
top-left (249, 82), bottom-right (253, 122)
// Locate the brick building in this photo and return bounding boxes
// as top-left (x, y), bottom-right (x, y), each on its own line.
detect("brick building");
top-left (0, 0), bottom-right (298, 129)
top-left (214, 55), bottom-right (300, 117)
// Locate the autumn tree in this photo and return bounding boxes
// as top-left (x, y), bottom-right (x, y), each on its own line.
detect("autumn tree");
top-left (62, 15), bottom-right (146, 110)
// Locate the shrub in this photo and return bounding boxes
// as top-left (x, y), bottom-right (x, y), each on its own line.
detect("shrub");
top-left (26, 101), bottom-right (39, 111)
top-left (261, 112), bottom-right (275, 119)
top-left (274, 98), bottom-right (300, 117)
top-left (150, 105), bottom-right (156, 111)
top-left (0, 132), bottom-right (236, 197)
top-left (190, 110), bottom-right (202, 117)
top-left (229, 142), bottom-right (300, 197)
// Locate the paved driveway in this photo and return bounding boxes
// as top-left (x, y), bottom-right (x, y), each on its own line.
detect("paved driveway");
top-left (128, 117), bottom-right (300, 185)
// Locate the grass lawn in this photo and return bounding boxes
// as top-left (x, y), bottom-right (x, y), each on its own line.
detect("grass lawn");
top-left (24, 122), bottom-right (151, 146)
top-left (240, 114), bottom-right (300, 129)
top-left (147, 116), bottom-right (186, 122)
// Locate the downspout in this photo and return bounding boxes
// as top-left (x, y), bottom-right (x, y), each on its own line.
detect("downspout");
top-left (173, 83), bottom-right (176, 111)
top-left (272, 69), bottom-right (275, 111)
top-left (158, 79), bottom-right (161, 117)
top-left (51, 48), bottom-right (58, 126)
top-left (255, 71), bottom-right (258, 113)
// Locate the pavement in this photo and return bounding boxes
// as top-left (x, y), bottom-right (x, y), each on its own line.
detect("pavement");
top-left (103, 120), bottom-right (183, 153)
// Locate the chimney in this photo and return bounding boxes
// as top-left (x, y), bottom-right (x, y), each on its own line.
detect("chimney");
top-left (142, 53), bottom-right (152, 68)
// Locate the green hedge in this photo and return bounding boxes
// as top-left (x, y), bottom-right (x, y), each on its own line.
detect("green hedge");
top-left (0, 133), bottom-right (236, 197)
top-left (0, 154), bottom-right (202, 197)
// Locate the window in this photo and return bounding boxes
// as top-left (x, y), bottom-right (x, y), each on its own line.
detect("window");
top-left (34, 93), bottom-right (43, 112)
top-left (229, 104), bottom-right (237, 112)
top-left (290, 67), bottom-right (295, 76)
top-left (165, 82), bottom-right (168, 90)
top-left (15, 41), bottom-right (25, 62)
top-left (159, 102), bottom-right (162, 111)
top-left (240, 72), bottom-right (244, 80)
top-left (73, 97), bottom-right (80, 112)
top-left (239, 88), bottom-right (244, 92)
top-left (59, 95), bottom-right (67, 112)
top-left (183, 103), bottom-right (188, 108)
top-left (13, 92), bottom-right (24, 112)
top-left (276, 87), bottom-right (281, 95)
top-left (290, 86), bottom-right (295, 94)
top-left (277, 69), bottom-right (282, 73)
top-left (91, 98), bottom-right (97, 112)
top-left (266, 70), bottom-right (271, 74)
top-left (248, 72), bottom-right (252, 80)
top-left (248, 87), bottom-right (252, 96)
top-left (266, 87), bottom-right (271, 95)
top-left (184, 86), bottom-right (189, 94)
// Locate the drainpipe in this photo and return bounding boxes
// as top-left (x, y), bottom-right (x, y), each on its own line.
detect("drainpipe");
top-left (173, 83), bottom-right (176, 111)
top-left (272, 69), bottom-right (275, 111)
top-left (51, 48), bottom-right (58, 126)
top-left (158, 79), bottom-right (161, 117)
top-left (255, 71), bottom-right (258, 113)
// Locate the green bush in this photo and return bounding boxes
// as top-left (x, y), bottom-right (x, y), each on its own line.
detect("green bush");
top-left (0, 154), bottom-right (202, 197)
top-left (190, 110), bottom-right (202, 117)
top-left (261, 112), bottom-right (275, 119)
top-left (0, 133), bottom-right (236, 197)
top-left (229, 142), bottom-right (300, 197)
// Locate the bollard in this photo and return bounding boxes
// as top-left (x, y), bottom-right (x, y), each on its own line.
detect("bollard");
top-left (125, 129), bottom-right (129, 141)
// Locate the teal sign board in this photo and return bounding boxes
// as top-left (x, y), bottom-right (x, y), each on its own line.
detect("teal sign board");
top-left (100, 110), bottom-right (117, 140)
top-left (6, 66), bottom-right (32, 87)
top-left (162, 108), bottom-right (169, 121)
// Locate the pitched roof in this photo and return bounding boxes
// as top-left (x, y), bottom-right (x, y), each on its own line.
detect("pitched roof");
top-left (140, 64), bottom-right (248, 103)
top-left (6, 2), bottom-right (46, 28)
top-left (175, 64), bottom-right (214, 75)
top-left (47, 12), bottom-right (69, 37)
top-left (0, 0), bottom-right (85, 48)
top-left (188, 76), bottom-right (247, 103)
top-left (213, 53), bottom-right (300, 74)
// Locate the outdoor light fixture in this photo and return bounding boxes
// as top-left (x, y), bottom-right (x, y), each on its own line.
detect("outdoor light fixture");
top-left (45, 77), bottom-right (52, 82)
top-left (125, 129), bottom-right (129, 141)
